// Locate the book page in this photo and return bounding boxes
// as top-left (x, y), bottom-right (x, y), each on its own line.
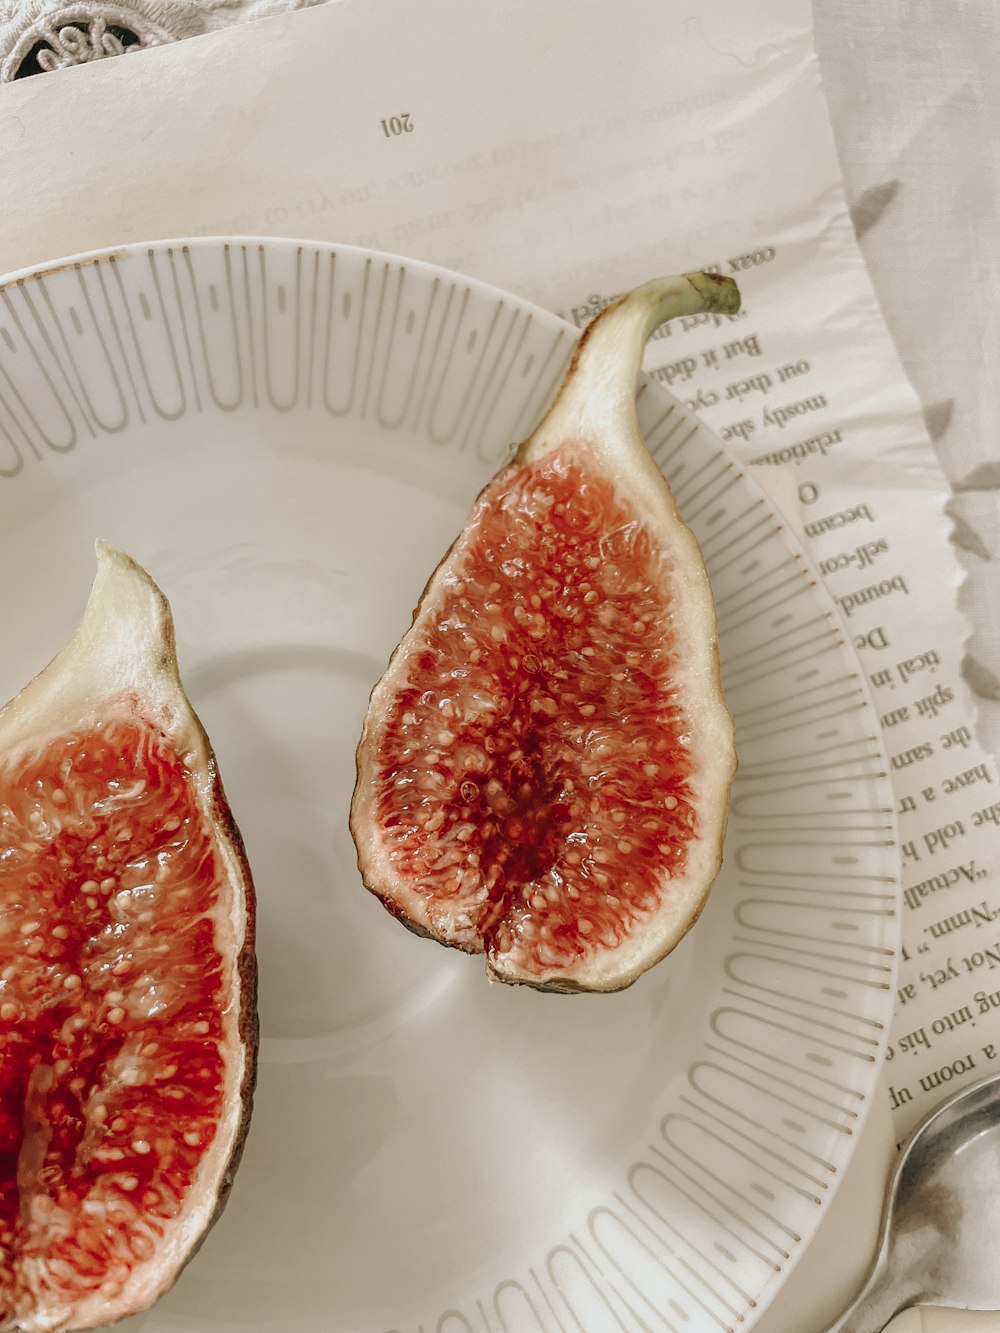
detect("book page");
top-left (0, 0), bottom-right (995, 1142)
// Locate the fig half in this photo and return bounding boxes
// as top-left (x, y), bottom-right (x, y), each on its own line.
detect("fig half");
top-left (0, 545), bottom-right (256, 1331)
top-left (352, 273), bottom-right (739, 992)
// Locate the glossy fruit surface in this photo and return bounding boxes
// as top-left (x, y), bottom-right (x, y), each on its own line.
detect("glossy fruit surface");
top-left (352, 273), bottom-right (738, 992)
top-left (0, 545), bottom-right (256, 1332)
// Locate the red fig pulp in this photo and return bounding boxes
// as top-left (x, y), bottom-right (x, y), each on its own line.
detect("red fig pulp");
top-left (0, 545), bottom-right (256, 1331)
top-left (352, 273), bottom-right (738, 992)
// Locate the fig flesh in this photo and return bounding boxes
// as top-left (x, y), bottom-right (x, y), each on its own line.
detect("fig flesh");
top-left (0, 545), bottom-right (256, 1332)
top-left (352, 273), bottom-right (738, 992)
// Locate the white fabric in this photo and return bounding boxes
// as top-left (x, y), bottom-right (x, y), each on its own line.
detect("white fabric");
top-left (816, 0), bottom-right (1000, 762)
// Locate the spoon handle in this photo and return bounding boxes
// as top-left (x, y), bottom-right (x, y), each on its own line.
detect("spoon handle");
top-left (819, 1265), bottom-right (912, 1333)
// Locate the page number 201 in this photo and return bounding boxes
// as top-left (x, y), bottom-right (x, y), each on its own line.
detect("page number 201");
top-left (380, 114), bottom-right (414, 137)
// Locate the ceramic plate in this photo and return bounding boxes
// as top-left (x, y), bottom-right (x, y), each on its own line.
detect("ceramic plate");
top-left (0, 239), bottom-right (900, 1333)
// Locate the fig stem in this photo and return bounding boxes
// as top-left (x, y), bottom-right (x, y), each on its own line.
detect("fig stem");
top-left (522, 271), bottom-right (740, 461)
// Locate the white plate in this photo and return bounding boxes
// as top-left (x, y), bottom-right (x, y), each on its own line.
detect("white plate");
top-left (0, 239), bottom-right (900, 1333)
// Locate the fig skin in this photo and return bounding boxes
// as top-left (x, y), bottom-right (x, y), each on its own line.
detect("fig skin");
top-left (0, 544), bottom-right (257, 1333)
top-left (351, 273), bottom-right (739, 994)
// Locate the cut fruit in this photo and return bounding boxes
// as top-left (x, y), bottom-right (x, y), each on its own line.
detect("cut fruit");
top-left (351, 272), bottom-right (739, 993)
top-left (0, 545), bottom-right (257, 1332)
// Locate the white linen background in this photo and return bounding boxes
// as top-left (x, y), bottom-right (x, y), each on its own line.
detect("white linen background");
top-left (816, 1), bottom-right (1000, 762)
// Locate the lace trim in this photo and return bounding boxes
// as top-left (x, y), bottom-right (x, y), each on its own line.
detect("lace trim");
top-left (4, 3), bottom-right (168, 77)
top-left (1, 0), bottom-right (319, 79)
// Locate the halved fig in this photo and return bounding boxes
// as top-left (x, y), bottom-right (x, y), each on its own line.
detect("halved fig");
top-left (0, 545), bottom-right (256, 1332)
top-left (351, 272), bottom-right (739, 993)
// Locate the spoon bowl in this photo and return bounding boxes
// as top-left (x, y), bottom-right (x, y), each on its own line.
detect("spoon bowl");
top-left (824, 1071), bottom-right (1000, 1332)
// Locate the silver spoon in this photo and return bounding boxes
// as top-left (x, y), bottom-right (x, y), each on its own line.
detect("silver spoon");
top-left (822, 1070), bottom-right (1000, 1331)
